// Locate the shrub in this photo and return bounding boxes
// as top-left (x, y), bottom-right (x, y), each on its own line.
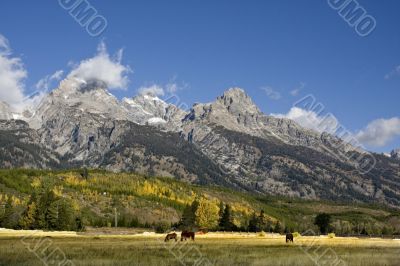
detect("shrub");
top-left (328, 233), bottom-right (335, 238)
top-left (258, 230), bottom-right (266, 237)
top-left (155, 221), bottom-right (170, 233)
top-left (293, 232), bottom-right (301, 238)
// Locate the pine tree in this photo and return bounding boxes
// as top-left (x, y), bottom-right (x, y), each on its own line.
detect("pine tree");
top-left (47, 199), bottom-right (76, 231)
top-left (218, 201), bottom-right (224, 224)
top-left (179, 204), bottom-right (195, 229)
top-left (20, 202), bottom-right (37, 229)
top-left (219, 204), bottom-right (235, 231)
top-left (274, 221), bottom-right (282, 233)
top-left (248, 212), bottom-right (259, 232)
top-left (258, 210), bottom-right (266, 231)
top-left (47, 200), bottom-right (60, 230)
top-left (0, 197), bottom-right (13, 228)
top-left (75, 216), bottom-right (85, 231)
top-left (314, 213), bottom-right (331, 234)
top-left (57, 199), bottom-right (75, 230)
top-left (35, 188), bottom-right (56, 229)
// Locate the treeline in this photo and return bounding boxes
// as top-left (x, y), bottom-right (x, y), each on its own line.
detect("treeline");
top-left (175, 197), bottom-right (284, 233)
top-left (177, 197), bottom-right (237, 231)
top-left (175, 199), bottom-right (400, 236)
top-left (0, 169), bottom-right (399, 235)
top-left (314, 213), bottom-right (399, 236)
top-left (248, 210), bottom-right (283, 233)
top-left (0, 177), bottom-right (84, 231)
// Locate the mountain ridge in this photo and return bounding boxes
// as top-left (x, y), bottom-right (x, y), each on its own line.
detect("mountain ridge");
top-left (1, 78), bottom-right (399, 207)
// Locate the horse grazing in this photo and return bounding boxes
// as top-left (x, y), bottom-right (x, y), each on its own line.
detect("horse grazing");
top-left (165, 233), bottom-right (178, 242)
top-left (286, 233), bottom-right (294, 243)
top-left (181, 231), bottom-right (195, 241)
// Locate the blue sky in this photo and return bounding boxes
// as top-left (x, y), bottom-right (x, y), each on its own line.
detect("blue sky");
top-left (0, 0), bottom-right (399, 152)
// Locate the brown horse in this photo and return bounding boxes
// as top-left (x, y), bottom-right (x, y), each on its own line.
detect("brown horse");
top-left (165, 232), bottom-right (178, 242)
top-left (286, 233), bottom-right (294, 243)
top-left (181, 231), bottom-right (195, 241)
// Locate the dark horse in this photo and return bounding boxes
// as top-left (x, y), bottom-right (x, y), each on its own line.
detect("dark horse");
top-left (181, 231), bottom-right (195, 241)
top-left (286, 233), bottom-right (294, 243)
top-left (165, 233), bottom-right (178, 242)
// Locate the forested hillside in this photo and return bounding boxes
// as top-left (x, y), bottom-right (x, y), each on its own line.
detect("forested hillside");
top-left (0, 169), bottom-right (399, 235)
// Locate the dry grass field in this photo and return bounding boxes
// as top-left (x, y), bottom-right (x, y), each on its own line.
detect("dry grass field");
top-left (0, 230), bottom-right (399, 266)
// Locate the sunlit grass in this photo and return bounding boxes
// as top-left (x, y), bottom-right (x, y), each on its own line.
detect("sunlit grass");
top-left (0, 231), bottom-right (399, 265)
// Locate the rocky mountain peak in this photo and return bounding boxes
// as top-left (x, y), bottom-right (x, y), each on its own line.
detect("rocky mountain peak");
top-left (122, 93), bottom-right (187, 130)
top-left (123, 93), bottom-right (168, 116)
top-left (28, 77), bottom-right (124, 129)
top-left (51, 78), bottom-right (110, 99)
top-left (2, 83), bottom-right (400, 207)
top-left (217, 87), bottom-right (261, 115)
top-left (185, 87), bottom-right (262, 122)
top-left (182, 88), bottom-right (266, 140)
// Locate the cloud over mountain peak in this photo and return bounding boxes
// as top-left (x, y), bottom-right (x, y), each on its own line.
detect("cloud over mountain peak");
top-left (68, 41), bottom-right (131, 90)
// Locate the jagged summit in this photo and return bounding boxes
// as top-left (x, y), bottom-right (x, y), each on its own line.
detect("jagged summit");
top-left (28, 77), bottom-right (125, 129)
top-left (123, 93), bottom-right (168, 117)
top-left (184, 87), bottom-right (261, 124)
top-left (217, 87), bottom-right (262, 115)
top-left (50, 78), bottom-right (110, 98)
top-left (219, 87), bottom-right (246, 98)
top-left (1, 82), bottom-right (400, 207)
top-left (122, 93), bottom-right (186, 130)
top-left (24, 77), bottom-right (187, 131)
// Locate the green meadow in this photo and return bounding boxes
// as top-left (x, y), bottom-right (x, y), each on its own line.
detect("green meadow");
top-left (0, 231), bottom-right (399, 266)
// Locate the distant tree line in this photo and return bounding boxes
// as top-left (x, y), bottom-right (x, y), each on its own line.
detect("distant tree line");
top-left (0, 177), bottom-right (84, 231)
top-left (177, 198), bottom-right (283, 233)
top-left (248, 210), bottom-right (284, 233)
top-left (0, 169), bottom-right (399, 236)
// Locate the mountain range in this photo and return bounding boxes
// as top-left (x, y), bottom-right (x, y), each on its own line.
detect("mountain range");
top-left (1, 78), bottom-right (400, 207)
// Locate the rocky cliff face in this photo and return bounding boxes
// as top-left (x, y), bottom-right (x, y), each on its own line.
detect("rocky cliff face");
top-left (122, 93), bottom-right (187, 131)
top-left (179, 89), bottom-right (399, 206)
top-left (0, 120), bottom-right (60, 168)
top-left (1, 80), bottom-right (400, 207)
top-left (181, 88), bottom-right (359, 162)
top-left (29, 78), bottom-right (132, 129)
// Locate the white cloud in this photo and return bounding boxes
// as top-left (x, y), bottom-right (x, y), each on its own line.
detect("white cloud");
top-left (165, 76), bottom-right (188, 94)
top-left (50, 70), bottom-right (64, 80)
top-left (68, 41), bottom-right (131, 90)
top-left (272, 107), bottom-right (339, 134)
top-left (355, 117), bottom-right (400, 147)
top-left (290, 82), bottom-right (305, 96)
top-left (138, 84), bottom-right (165, 97)
top-left (0, 34), bottom-right (27, 109)
top-left (35, 70), bottom-right (64, 91)
top-left (137, 77), bottom-right (189, 98)
top-left (261, 86), bottom-right (281, 100)
top-left (274, 106), bottom-right (400, 148)
top-left (0, 35), bottom-right (11, 55)
top-left (166, 82), bottom-right (178, 94)
top-left (384, 65), bottom-right (400, 80)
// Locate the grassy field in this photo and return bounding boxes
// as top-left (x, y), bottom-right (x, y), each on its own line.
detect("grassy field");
top-left (0, 230), bottom-right (399, 266)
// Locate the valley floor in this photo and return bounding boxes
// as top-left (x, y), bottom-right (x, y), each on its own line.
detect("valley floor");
top-left (0, 230), bottom-right (399, 266)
